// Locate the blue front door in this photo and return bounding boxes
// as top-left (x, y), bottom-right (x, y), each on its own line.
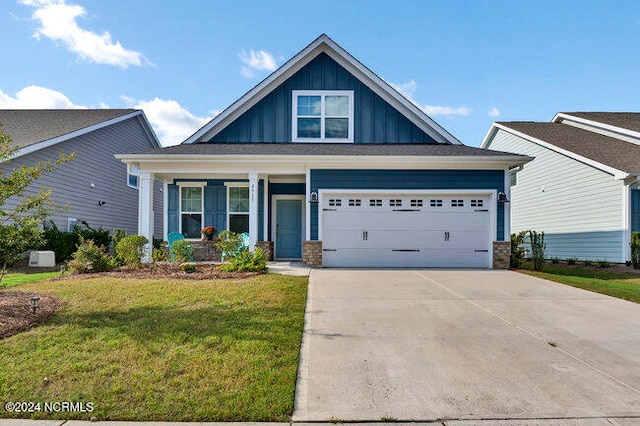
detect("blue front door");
top-left (276, 199), bottom-right (302, 259)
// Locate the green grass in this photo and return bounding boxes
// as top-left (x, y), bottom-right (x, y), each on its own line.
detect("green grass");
top-left (1, 271), bottom-right (61, 288)
top-left (519, 263), bottom-right (640, 303)
top-left (0, 274), bottom-right (308, 421)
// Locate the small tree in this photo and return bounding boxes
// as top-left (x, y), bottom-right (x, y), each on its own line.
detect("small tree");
top-left (0, 127), bottom-right (74, 286)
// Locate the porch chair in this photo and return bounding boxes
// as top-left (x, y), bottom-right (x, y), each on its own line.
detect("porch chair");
top-left (167, 231), bottom-right (185, 262)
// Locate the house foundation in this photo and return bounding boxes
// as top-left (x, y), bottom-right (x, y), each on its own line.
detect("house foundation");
top-left (493, 241), bottom-right (511, 269)
top-left (302, 241), bottom-right (322, 267)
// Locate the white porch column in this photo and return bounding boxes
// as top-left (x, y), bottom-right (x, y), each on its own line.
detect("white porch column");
top-left (503, 168), bottom-right (511, 240)
top-left (263, 175), bottom-right (269, 241)
top-left (248, 172), bottom-right (258, 250)
top-left (138, 171), bottom-right (154, 263)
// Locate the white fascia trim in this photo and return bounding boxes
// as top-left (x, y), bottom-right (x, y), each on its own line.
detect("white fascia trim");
top-left (479, 124), bottom-right (499, 149)
top-left (553, 113), bottom-right (640, 141)
top-left (115, 153), bottom-right (530, 167)
top-left (184, 34), bottom-right (462, 146)
top-left (12, 111), bottom-right (145, 159)
top-left (491, 123), bottom-right (629, 180)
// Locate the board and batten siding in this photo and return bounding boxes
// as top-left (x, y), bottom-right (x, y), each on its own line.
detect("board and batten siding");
top-left (309, 169), bottom-right (505, 241)
top-left (489, 128), bottom-right (624, 262)
top-left (209, 52), bottom-right (437, 144)
top-left (1, 116), bottom-right (162, 237)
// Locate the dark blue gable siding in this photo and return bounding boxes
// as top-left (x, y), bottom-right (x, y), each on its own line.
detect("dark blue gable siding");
top-left (310, 169), bottom-right (505, 241)
top-left (209, 52), bottom-right (437, 144)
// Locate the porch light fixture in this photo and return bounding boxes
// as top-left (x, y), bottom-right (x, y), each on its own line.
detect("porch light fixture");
top-left (497, 192), bottom-right (509, 203)
top-left (30, 296), bottom-right (40, 314)
top-left (309, 192), bottom-right (319, 204)
top-left (97, 200), bottom-right (107, 206)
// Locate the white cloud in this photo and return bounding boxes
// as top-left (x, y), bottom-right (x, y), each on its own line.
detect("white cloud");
top-left (422, 105), bottom-right (471, 117)
top-left (134, 98), bottom-right (212, 146)
top-left (489, 107), bottom-right (501, 118)
top-left (238, 49), bottom-right (277, 78)
top-left (0, 85), bottom-right (85, 108)
top-left (22, 0), bottom-right (147, 68)
top-left (390, 79), bottom-right (418, 99)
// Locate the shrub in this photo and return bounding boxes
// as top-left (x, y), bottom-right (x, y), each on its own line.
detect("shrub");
top-left (171, 239), bottom-right (193, 263)
top-left (631, 232), bottom-right (640, 269)
top-left (68, 238), bottom-right (116, 274)
top-left (597, 259), bottom-right (611, 268)
top-left (215, 230), bottom-right (244, 256)
top-left (152, 237), bottom-right (164, 250)
top-left (528, 230), bottom-right (545, 271)
top-left (41, 223), bottom-right (80, 262)
top-left (41, 221), bottom-right (111, 262)
top-left (583, 259), bottom-right (593, 267)
top-left (74, 221), bottom-right (111, 249)
top-left (112, 228), bottom-right (127, 248)
top-left (510, 231), bottom-right (528, 269)
top-left (180, 262), bottom-right (197, 273)
top-left (551, 257), bottom-right (560, 264)
top-left (115, 235), bottom-right (149, 267)
top-left (220, 247), bottom-right (267, 272)
top-left (152, 245), bottom-right (169, 262)
top-left (567, 258), bottom-right (578, 265)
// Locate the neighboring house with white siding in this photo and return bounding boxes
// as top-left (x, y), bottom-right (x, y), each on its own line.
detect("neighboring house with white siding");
top-left (481, 112), bottom-right (640, 263)
top-left (0, 109), bottom-right (163, 237)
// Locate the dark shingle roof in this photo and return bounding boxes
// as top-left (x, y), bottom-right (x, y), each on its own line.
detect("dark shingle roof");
top-left (0, 109), bottom-right (137, 149)
top-left (561, 112), bottom-right (640, 133)
top-left (135, 142), bottom-right (527, 157)
top-left (497, 121), bottom-right (640, 174)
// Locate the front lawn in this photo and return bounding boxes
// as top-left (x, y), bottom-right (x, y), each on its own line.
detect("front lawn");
top-left (0, 274), bottom-right (308, 421)
top-left (518, 263), bottom-right (640, 303)
top-left (1, 271), bottom-right (61, 289)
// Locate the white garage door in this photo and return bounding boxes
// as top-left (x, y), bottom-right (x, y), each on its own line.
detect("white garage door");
top-left (321, 192), bottom-right (493, 268)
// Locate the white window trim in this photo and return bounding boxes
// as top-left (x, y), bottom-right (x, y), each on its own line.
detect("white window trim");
top-left (292, 90), bottom-right (354, 143)
top-left (177, 182), bottom-right (206, 240)
top-left (127, 164), bottom-right (140, 189)
top-left (226, 182), bottom-right (250, 233)
top-left (67, 217), bottom-right (78, 232)
top-left (509, 169), bottom-right (518, 188)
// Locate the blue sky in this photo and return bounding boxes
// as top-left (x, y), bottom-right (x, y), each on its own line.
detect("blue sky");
top-left (1, 0), bottom-right (639, 146)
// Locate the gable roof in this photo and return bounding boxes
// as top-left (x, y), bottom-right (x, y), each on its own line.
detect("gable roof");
top-left (490, 121), bottom-right (640, 177)
top-left (183, 34), bottom-right (462, 145)
top-left (0, 109), bottom-right (160, 158)
top-left (554, 112), bottom-right (640, 134)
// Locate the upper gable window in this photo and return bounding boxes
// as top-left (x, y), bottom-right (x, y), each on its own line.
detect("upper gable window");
top-left (292, 90), bottom-right (354, 143)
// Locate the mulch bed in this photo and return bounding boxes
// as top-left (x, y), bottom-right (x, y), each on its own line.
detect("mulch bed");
top-left (54, 262), bottom-right (262, 281)
top-left (0, 291), bottom-right (62, 339)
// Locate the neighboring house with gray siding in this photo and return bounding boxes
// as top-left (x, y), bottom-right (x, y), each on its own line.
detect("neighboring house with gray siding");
top-left (0, 109), bottom-right (163, 238)
top-left (482, 112), bottom-right (640, 263)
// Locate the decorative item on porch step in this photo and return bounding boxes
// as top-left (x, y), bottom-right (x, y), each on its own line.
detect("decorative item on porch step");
top-left (201, 226), bottom-right (218, 241)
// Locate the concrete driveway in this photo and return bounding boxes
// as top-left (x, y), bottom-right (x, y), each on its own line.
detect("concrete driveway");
top-left (292, 269), bottom-right (640, 424)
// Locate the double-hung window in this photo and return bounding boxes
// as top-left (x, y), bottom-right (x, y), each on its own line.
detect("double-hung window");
top-left (180, 185), bottom-right (204, 239)
top-left (292, 90), bottom-right (354, 142)
top-left (227, 185), bottom-right (249, 233)
top-left (127, 165), bottom-right (140, 189)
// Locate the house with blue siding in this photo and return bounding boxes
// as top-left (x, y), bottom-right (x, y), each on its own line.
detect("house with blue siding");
top-left (118, 34), bottom-right (529, 268)
top-left (482, 112), bottom-right (640, 263)
top-left (1, 109), bottom-right (163, 237)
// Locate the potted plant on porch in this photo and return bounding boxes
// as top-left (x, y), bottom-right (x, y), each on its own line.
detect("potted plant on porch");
top-left (201, 226), bottom-right (218, 241)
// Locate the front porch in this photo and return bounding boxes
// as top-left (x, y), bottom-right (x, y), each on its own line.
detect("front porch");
top-left (137, 172), bottom-right (315, 264)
